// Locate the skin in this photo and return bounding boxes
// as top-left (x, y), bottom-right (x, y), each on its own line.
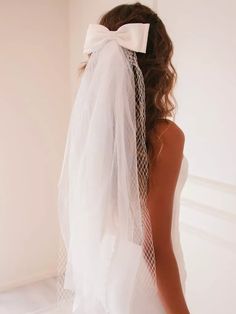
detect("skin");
top-left (147, 119), bottom-right (190, 314)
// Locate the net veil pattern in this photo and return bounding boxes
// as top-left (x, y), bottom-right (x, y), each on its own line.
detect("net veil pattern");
top-left (56, 23), bottom-right (187, 314)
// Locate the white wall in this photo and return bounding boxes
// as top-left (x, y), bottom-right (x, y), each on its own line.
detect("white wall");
top-left (155, 1), bottom-right (236, 313)
top-left (0, 0), bottom-right (70, 290)
top-left (157, 0), bottom-right (236, 186)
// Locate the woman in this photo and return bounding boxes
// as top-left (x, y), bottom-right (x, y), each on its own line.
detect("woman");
top-left (57, 2), bottom-right (190, 314)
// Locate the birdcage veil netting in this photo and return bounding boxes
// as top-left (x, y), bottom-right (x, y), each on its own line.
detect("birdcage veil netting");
top-left (56, 40), bottom-right (159, 314)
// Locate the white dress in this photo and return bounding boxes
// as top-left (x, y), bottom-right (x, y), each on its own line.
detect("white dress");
top-left (171, 155), bottom-right (188, 293)
top-left (130, 155), bottom-right (189, 314)
top-left (58, 156), bottom-right (189, 314)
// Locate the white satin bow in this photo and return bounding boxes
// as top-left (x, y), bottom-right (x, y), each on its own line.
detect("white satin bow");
top-left (83, 23), bottom-right (150, 54)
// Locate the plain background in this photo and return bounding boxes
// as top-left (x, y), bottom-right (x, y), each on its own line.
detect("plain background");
top-left (0, 1), bottom-right (235, 313)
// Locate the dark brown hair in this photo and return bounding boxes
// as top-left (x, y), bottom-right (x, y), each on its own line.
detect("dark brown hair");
top-left (82, 2), bottom-right (177, 158)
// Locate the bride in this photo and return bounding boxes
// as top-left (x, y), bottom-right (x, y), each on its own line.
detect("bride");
top-left (57, 2), bottom-right (190, 314)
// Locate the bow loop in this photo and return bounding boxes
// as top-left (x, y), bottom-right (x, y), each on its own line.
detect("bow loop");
top-left (83, 23), bottom-right (150, 54)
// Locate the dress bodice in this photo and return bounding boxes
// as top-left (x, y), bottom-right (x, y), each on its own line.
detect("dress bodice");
top-left (171, 155), bottom-right (189, 293)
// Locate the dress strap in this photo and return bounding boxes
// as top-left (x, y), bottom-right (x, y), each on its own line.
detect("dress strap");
top-left (154, 118), bottom-right (173, 160)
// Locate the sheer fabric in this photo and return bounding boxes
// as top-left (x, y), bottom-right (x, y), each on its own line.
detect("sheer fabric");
top-left (57, 40), bottom-right (158, 314)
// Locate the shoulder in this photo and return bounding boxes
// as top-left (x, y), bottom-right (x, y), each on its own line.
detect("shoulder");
top-left (148, 119), bottom-right (185, 194)
top-left (155, 119), bottom-right (185, 144)
top-left (152, 119), bottom-right (185, 156)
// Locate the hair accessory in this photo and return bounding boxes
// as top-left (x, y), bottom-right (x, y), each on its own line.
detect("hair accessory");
top-left (83, 23), bottom-right (150, 54)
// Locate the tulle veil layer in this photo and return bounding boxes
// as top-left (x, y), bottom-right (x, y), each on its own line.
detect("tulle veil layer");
top-left (57, 40), bottom-right (159, 314)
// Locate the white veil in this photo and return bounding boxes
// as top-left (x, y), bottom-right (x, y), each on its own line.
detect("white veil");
top-left (57, 23), bottom-right (159, 314)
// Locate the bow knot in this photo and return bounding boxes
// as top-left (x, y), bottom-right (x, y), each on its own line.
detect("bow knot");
top-left (83, 23), bottom-right (150, 54)
top-left (107, 31), bottom-right (117, 40)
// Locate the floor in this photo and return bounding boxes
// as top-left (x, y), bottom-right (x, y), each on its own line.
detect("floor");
top-left (0, 278), bottom-right (58, 314)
